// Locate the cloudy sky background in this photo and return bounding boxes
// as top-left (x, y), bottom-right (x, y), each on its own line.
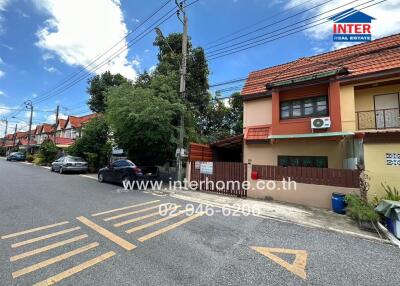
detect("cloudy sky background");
top-left (0, 0), bottom-right (399, 135)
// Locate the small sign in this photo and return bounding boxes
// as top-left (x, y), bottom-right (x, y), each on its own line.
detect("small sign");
top-left (386, 153), bottom-right (400, 166)
top-left (195, 161), bottom-right (201, 170)
top-left (200, 162), bottom-right (213, 175)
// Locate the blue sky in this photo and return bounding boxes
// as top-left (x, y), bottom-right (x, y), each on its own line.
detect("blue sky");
top-left (0, 0), bottom-right (399, 134)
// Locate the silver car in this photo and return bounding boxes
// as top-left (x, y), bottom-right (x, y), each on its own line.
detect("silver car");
top-left (51, 156), bottom-right (88, 174)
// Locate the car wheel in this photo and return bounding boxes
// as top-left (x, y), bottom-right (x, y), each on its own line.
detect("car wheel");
top-left (50, 166), bottom-right (54, 172)
top-left (59, 167), bottom-right (63, 174)
top-left (98, 173), bottom-right (104, 183)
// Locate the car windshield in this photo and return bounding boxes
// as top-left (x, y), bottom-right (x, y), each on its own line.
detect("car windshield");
top-left (66, 156), bottom-right (85, 162)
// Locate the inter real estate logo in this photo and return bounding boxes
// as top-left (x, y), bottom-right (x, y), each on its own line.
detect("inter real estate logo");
top-left (330, 8), bottom-right (375, 42)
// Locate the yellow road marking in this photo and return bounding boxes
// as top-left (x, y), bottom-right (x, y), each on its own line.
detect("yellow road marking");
top-left (91, 200), bottom-right (160, 217)
top-left (11, 227), bottom-right (81, 248)
top-left (103, 204), bottom-right (170, 222)
top-left (76, 216), bottom-right (136, 251)
top-left (10, 234), bottom-right (88, 262)
top-left (1, 221), bottom-right (69, 240)
top-left (126, 209), bottom-right (187, 234)
top-left (251, 247), bottom-right (308, 280)
top-left (32, 251), bottom-right (116, 286)
top-left (12, 242), bottom-right (99, 278)
top-left (114, 205), bottom-right (181, 227)
top-left (138, 212), bottom-right (205, 242)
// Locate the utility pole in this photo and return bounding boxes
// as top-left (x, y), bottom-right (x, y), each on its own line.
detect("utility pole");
top-left (26, 100), bottom-right (33, 154)
top-left (12, 124), bottom-right (17, 148)
top-left (54, 105), bottom-right (59, 142)
top-left (176, 0), bottom-right (188, 182)
top-left (2, 118), bottom-right (7, 145)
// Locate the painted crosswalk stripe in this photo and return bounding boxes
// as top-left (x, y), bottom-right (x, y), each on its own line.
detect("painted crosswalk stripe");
top-left (91, 200), bottom-right (160, 217)
top-left (126, 210), bottom-right (187, 234)
top-left (76, 216), bottom-right (136, 251)
top-left (12, 242), bottom-right (99, 278)
top-left (1, 221), bottom-right (69, 240)
top-left (10, 234), bottom-right (88, 262)
top-left (103, 204), bottom-right (170, 222)
top-left (114, 205), bottom-right (181, 227)
top-left (32, 251), bottom-right (116, 286)
top-left (138, 212), bottom-right (205, 242)
top-left (11, 227), bottom-right (81, 249)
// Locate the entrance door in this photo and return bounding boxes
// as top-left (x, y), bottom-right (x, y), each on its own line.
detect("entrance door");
top-left (374, 93), bottom-right (400, 129)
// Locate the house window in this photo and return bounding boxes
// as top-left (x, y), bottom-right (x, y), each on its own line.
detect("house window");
top-left (278, 156), bottom-right (328, 168)
top-left (280, 96), bottom-right (328, 119)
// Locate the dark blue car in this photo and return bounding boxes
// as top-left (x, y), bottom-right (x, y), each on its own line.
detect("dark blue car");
top-left (6, 152), bottom-right (26, 162)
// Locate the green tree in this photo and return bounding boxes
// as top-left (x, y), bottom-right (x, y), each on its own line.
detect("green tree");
top-left (87, 71), bottom-right (131, 113)
top-left (67, 116), bottom-right (111, 171)
top-left (39, 140), bottom-right (58, 165)
top-left (227, 92), bottom-right (243, 135)
top-left (106, 82), bottom-right (185, 164)
top-left (153, 33), bottom-right (210, 116)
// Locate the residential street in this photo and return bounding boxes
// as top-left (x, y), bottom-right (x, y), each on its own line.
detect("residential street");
top-left (0, 159), bottom-right (399, 286)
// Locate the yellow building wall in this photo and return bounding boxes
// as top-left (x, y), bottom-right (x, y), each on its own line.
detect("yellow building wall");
top-left (364, 143), bottom-right (400, 200)
top-left (243, 97), bottom-right (272, 128)
top-left (340, 85), bottom-right (356, 132)
top-left (355, 83), bottom-right (400, 112)
top-left (243, 140), bottom-right (346, 168)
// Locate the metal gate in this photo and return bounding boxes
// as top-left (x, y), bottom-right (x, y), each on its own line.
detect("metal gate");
top-left (190, 161), bottom-right (248, 197)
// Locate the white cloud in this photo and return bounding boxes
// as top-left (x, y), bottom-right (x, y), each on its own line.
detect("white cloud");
top-left (0, 90), bottom-right (5, 96)
top-left (44, 66), bottom-right (59, 73)
top-left (0, 0), bottom-right (9, 33)
top-left (0, 70), bottom-right (5, 78)
top-left (32, 93), bottom-right (38, 98)
top-left (0, 104), bottom-right (11, 115)
top-left (46, 112), bottom-right (67, 123)
top-left (34, 0), bottom-right (138, 80)
top-left (0, 57), bottom-right (4, 64)
top-left (286, 0), bottom-right (400, 48)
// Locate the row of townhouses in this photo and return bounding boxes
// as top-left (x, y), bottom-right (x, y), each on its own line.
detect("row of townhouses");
top-left (0, 113), bottom-right (97, 150)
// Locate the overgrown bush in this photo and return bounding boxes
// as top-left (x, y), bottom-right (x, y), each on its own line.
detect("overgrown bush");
top-left (39, 140), bottom-right (58, 165)
top-left (0, 147), bottom-right (6, 156)
top-left (345, 194), bottom-right (379, 222)
top-left (26, 154), bottom-right (34, 163)
top-left (33, 154), bottom-right (46, 166)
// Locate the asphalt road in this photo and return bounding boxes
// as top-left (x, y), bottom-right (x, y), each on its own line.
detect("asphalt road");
top-left (0, 159), bottom-right (399, 286)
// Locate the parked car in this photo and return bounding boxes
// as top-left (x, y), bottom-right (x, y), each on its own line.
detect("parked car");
top-left (51, 156), bottom-right (88, 174)
top-left (98, 160), bottom-right (151, 185)
top-left (6, 152), bottom-right (26, 162)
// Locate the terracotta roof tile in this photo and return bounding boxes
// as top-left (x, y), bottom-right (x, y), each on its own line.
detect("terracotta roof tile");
top-left (58, 119), bottom-right (67, 130)
top-left (245, 126), bottom-right (271, 141)
top-left (68, 113), bottom-right (97, 129)
top-left (242, 33), bottom-right (400, 96)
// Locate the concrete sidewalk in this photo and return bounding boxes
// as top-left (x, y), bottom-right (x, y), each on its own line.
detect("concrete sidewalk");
top-left (157, 188), bottom-right (387, 243)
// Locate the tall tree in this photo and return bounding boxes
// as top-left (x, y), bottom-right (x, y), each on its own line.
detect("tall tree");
top-left (87, 71), bottom-right (131, 113)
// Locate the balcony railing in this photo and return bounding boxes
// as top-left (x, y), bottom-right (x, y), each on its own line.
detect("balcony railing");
top-left (356, 108), bottom-right (400, 130)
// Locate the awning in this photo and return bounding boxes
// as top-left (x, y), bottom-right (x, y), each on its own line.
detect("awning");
top-left (245, 126), bottom-right (271, 141)
top-left (269, 132), bottom-right (354, 140)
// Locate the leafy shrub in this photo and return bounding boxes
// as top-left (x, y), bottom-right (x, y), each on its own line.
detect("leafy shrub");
top-left (381, 184), bottom-right (400, 201)
top-left (345, 194), bottom-right (379, 222)
top-left (39, 140), bottom-right (58, 165)
top-left (0, 147), bottom-right (6, 156)
top-left (26, 154), bottom-right (34, 163)
top-left (33, 154), bottom-right (46, 166)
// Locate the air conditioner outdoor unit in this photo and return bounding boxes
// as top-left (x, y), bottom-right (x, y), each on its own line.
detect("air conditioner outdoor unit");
top-left (311, 117), bottom-right (331, 129)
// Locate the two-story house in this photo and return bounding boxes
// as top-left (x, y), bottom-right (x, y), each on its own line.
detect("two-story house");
top-left (242, 33), bottom-right (400, 202)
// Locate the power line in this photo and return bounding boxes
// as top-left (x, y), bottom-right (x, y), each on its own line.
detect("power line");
top-left (205, 0), bottom-right (336, 51)
top-left (32, 0), bottom-right (201, 106)
top-left (30, 0), bottom-right (174, 105)
top-left (207, 0), bottom-right (384, 60)
top-left (207, 0), bottom-right (368, 58)
top-left (203, 0), bottom-right (318, 48)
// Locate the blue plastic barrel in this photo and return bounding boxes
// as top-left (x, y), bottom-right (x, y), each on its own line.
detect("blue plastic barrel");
top-left (332, 193), bottom-right (346, 214)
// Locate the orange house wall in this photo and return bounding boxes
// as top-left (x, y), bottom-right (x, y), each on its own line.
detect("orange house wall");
top-left (271, 80), bottom-right (342, 135)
